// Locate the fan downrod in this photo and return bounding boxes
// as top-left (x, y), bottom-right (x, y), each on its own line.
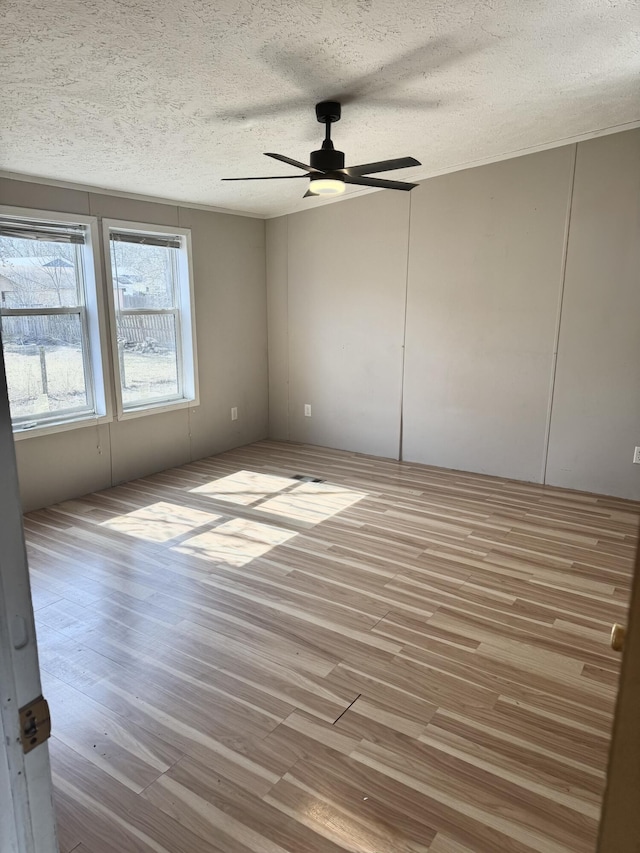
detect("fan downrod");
top-left (315, 101), bottom-right (341, 124)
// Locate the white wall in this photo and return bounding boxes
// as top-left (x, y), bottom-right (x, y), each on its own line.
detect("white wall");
top-left (0, 178), bottom-right (268, 511)
top-left (545, 132), bottom-right (640, 498)
top-left (266, 216), bottom-right (290, 441)
top-left (283, 191), bottom-right (410, 460)
top-left (267, 192), bottom-right (410, 459)
top-left (267, 129), bottom-right (640, 500)
top-left (403, 146), bottom-right (574, 482)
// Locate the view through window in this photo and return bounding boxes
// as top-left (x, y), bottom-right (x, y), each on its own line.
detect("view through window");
top-left (0, 219), bottom-right (95, 427)
top-left (108, 228), bottom-right (196, 412)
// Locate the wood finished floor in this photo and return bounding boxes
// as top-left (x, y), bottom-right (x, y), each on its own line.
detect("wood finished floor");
top-left (26, 440), bottom-right (639, 853)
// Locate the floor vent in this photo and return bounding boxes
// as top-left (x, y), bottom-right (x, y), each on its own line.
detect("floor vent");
top-left (291, 474), bottom-right (325, 483)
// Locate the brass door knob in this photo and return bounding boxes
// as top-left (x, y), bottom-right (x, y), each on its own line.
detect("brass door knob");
top-left (611, 623), bottom-right (626, 652)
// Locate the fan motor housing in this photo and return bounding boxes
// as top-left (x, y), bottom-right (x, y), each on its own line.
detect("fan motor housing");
top-left (310, 148), bottom-right (345, 171)
top-left (315, 101), bottom-right (341, 124)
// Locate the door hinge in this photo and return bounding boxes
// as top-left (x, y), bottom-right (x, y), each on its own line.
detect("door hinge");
top-left (19, 696), bottom-right (51, 754)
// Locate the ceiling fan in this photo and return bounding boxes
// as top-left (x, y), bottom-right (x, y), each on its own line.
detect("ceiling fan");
top-left (222, 101), bottom-right (421, 198)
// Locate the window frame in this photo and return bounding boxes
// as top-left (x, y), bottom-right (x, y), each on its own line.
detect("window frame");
top-left (102, 219), bottom-right (199, 420)
top-left (0, 206), bottom-right (113, 440)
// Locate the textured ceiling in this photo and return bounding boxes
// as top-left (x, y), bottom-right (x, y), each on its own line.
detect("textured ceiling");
top-left (1, 0), bottom-right (639, 217)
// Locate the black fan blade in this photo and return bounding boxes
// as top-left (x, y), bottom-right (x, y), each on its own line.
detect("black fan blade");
top-left (354, 97), bottom-right (442, 110)
top-left (342, 174), bottom-right (417, 191)
top-left (222, 175), bottom-right (309, 181)
top-left (265, 152), bottom-right (322, 173)
top-left (215, 96), bottom-right (310, 122)
top-left (341, 157), bottom-right (421, 177)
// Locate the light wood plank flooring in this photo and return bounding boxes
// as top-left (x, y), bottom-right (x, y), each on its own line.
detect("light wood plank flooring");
top-left (27, 440), bottom-right (639, 853)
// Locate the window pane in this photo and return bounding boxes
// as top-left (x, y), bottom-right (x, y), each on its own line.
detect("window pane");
top-left (0, 236), bottom-right (80, 308)
top-left (110, 240), bottom-right (175, 309)
top-left (1, 314), bottom-right (90, 419)
top-left (116, 313), bottom-right (179, 406)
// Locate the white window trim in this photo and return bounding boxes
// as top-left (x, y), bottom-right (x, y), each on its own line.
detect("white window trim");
top-left (0, 205), bottom-right (113, 439)
top-left (102, 219), bottom-right (199, 421)
top-left (12, 412), bottom-right (111, 441)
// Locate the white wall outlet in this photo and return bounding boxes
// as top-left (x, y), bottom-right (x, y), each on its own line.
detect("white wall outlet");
top-left (304, 404), bottom-right (312, 417)
top-left (634, 446), bottom-right (640, 464)
top-left (231, 407), bottom-right (238, 421)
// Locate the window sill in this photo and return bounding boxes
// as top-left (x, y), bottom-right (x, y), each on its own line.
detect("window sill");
top-left (12, 413), bottom-right (113, 441)
top-left (116, 397), bottom-right (199, 421)
top-left (11, 397), bottom-right (200, 439)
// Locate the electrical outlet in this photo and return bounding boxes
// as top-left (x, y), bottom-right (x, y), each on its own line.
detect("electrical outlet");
top-left (231, 407), bottom-right (238, 421)
top-left (304, 404), bottom-right (311, 417)
top-left (634, 446), bottom-right (640, 464)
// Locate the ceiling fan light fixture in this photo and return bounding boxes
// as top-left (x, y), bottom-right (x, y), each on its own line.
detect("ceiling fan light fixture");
top-left (222, 103), bottom-right (421, 197)
top-left (308, 177), bottom-right (345, 196)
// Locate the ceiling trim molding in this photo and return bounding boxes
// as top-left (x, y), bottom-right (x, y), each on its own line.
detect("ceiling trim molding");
top-left (0, 171), bottom-right (266, 219)
top-left (270, 118), bottom-right (640, 218)
top-left (1, 118), bottom-right (638, 221)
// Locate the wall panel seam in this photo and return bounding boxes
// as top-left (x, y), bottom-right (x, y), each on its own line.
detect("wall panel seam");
top-left (264, 218), bottom-right (272, 439)
top-left (285, 215), bottom-right (291, 441)
top-left (398, 193), bottom-right (412, 461)
top-left (541, 143), bottom-right (578, 484)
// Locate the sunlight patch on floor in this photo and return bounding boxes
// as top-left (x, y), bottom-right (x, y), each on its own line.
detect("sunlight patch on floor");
top-left (255, 482), bottom-right (366, 524)
top-left (172, 517), bottom-right (297, 567)
top-left (101, 501), bottom-right (221, 543)
top-left (189, 470), bottom-right (294, 506)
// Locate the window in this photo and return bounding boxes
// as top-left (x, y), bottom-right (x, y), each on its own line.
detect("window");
top-left (0, 211), bottom-right (197, 436)
top-left (105, 222), bottom-right (198, 417)
top-left (0, 212), bottom-right (108, 433)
